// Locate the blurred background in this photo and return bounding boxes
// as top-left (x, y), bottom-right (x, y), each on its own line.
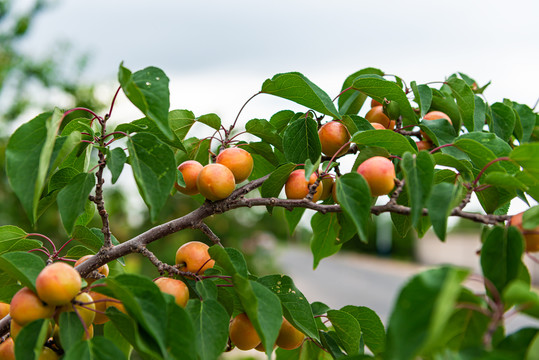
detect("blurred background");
top-left (1, 0), bottom-right (539, 357)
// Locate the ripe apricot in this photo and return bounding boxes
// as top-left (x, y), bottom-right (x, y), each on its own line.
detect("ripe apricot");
top-left (175, 160), bottom-right (204, 195)
top-left (56, 292), bottom-right (95, 327)
top-left (276, 318), bottom-right (305, 350)
top-left (357, 156), bottom-right (396, 196)
top-left (318, 121), bottom-right (350, 157)
top-left (365, 106), bottom-right (390, 128)
top-left (229, 313), bottom-right (261, 350)
top-left (175, 241), bottom-right (215, 274)
top-left (39, 347), bottom-right (59, 360)
top-left (416, 140), bottom-right (433, 152)
top-left (371, 122), bottom-right (386, 130)
top-left (371, 98), bottom-right (382, 108)
top-left (0, 338), bottom-right (14, 360)
top-left (74, 255), bottom-right (109, 284)
top-left (216, 148), bottom-right (254, 183)
top-left (154, 278), bottom-right (189, 308)
top-left (510, 212), bottom-right (539, 252)
top-left (196, 163), bottom-right (236, 201)
top-left (35, 262), bottom-right (81, 306)
top-left (319, 175), bottom-right (334, 201)
top-left (9, 287), bottom-right (54, 326)
top-left (285, 170), bottom-right (323, 202)
top-left (9, 319), bottom-right (22, 340)
top-left (0, 302), bottom-right (9, 319)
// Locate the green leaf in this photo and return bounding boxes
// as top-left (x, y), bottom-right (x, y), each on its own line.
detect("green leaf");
top-left (245, 118), bottom-right (284, 151)
top-left (304, 157), bottom-right (321, 180)
top-left (341, 115), bottom-right (374, 135)
top-left (480, 226), bottom-right (524, 295)
top-left (57, 172), bottom-right (95, 234)
top-left (351, 75), bottom-right (417, 125)
top-left (335, 173), bottom-right (371, 242)
top-left (169, 109), bottom-right (196, 140)
top-left (446, 78), bottom-right (475, 132)
top-left (14, 319), bottom-right (51, 360)
top-left (341, 306), bottom-right (385, 355)
top-left (195, 113), bottom-right (221, 131)
top-left (427, 183), bottom-right (459, 241)
top-left (260, 163), bottom-right (296, 214)
top-left (118, 64), bottom-right (172, 139)
top-left (419, 118), bottom-right (457, 147)
top-left (186, 299), bottom-right (229, 360)
top-left (400, 151), bottom-right (435, 227)
top-left (72, 227), bottom-right (122, 263)
top-left (127, 133), bottom-right (176, 221)
top-left (243, 141), bottom-right (280, 167)
top-left (503, 280), bottom-right (539, 319)
top-left (108, 148), bottom-right (127, 184)
top-left (6, 109), bottom-right (62, 224)
top-left (327, 309), bottom-right (362, 356)
top-left (261, 72), bottom-right (340, 118)
top-left (430, 88), bottom-right (462, 131)
top-left (432, 153), bottom-right (473, 181)
top-left (523, 206), bottom-right (539, 229)
top-left (338, 68), bottom-right (384, 115)
top-left (165, 298), bottom-right (197, 360)
top-left (284, 208), bottom-right (306, 234)
top-left (482, 172), bottom-right (528, 191)
top-left (283, 117), bottom-right (321, 164)
top-left (454, 138), bottom-right (505, 175)
top-left (59, 311), bottom-right (86, 351)
top-left (386, 266), bottom-right (469, 360)
top-left (310, 212), bottom-right (342, 269)
top-left (512, 102), bottom-right (535, 143)
top-left (411, 82), bottom-right (432, 118)
top-left (0, 284), bottom-right (21, 302)
top-left (209, 246), bottom-right (249, 278)
top-left (258, 274), bottom-right (319, 341)
top-left (0, 226), bottom-right (34, 255)
top-left (63, 336), bottom-right (129, 360)
top-left (474, 95), bottom-right (487, 132)
top-left (0, 252), bottom-right (45, 291)
top-left (270, 110), bottom-right (295, 133)
top-left (490, 102), bottom-right (516, 142)
top-left (351, 130), bottom-right (416, 157)
top-left (510, 143), bottom-right (539, 181)
top-left (48, 167), bottom-right (79, 194)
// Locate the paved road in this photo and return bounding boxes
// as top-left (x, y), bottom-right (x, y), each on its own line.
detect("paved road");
top-left (277, 246), bottom-right (539, 332)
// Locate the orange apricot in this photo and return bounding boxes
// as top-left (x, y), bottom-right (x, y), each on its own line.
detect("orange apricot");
top-left (319, 176), bottom-right (334, 201)
top-left (276, 318), bottom-right (305, 350)
top-left (229, 313), bottom-right (261, 351)
top-left (0, 302), bottom-right (9, 319)
top-left (74, 255), bottom-right (109, 284)
top-left (357, 156), bottom-right (396, 196)
top-left (371, 98), bottom-right (382, 108)
top-left (175, 241), bottom-right (215, 274)
top-left (88, 291), bottom-right (109, 325)
top-left (56, 292), bottom-right (95, 327)
top-left (175, 160), bottom-right (204, 195)
top-left (9, 319), bottom-right (22, 340)
top-left (35, 262), bottom-right (81, 306)
top-left (0, 338), bottom-right (14, 360)
top-left (365, 106), bottom-right (390, 128)
top-left (154, 278), bottom-right (189, 308)
top-left (285, 170), bottom-right (324, 202)
top-left (9, 287), bottom-right (55, 326)
top-left (196, 163), bottom-right (236, 201)
top-left (216, 148), bottom-right (254, 183)
top-left (318, 121), bottom-right (350, 157)
top-left (416, 140), bottom-right (433, 152)
top-left (509, 212), bottom-right (539, 252)
top-left (371, 122), bottom-right (386, 130)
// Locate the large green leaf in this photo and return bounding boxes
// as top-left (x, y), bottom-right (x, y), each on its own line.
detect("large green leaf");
top-left (282, 116), bottom-right (321, 164)
top-left (490, 102), bottom-right (516, 142)
top-left (245, 118), bottom-right (284, 151)
top-left (338, 68), bottom-right (384, 115)
top-left (512, 102), bottom-right (535, 143)
top-left (261, 72), bottom-right (340, 118)
top-left (511, 143), bottom-right (539, 180)
top-left (107, 148), bottom-right (127, 184)
top-left (310, 212), bottom-right (341, 270)
top-left (400, 151), bottom-right (435, 227)
top-left (351, 75), bottom-right (417, 125)
top-left (427, 183), bottom-right (459, 241)
top-left (118, 64), bottom-right (172, 139)
top-left (0, 252), bottom-right (45, 292)
top-left (14, 319), bottom-right (51, 360)
top-left (411, 82), bottom-right (432, 118)
top-left (386, 266), bottom-right (469, 360)
top-left (335, 173), bottom-right (371, 243)
top-left (446, 78), bottom-right (475, 132)
top-left (351, 130), bottom-right (416, 157)
top-left (327, 309), bottom-right (362, 356)
top-left (59, 312), bottom-right (86, 352)
top-left (127, 133), bottom-right (176, 221)
top-left (57, 172), bottom-right (95, 235)
top-left (196, 113), bottom-right (221, 131)
top-left (63, 336), bottom-right (129, 360)
top-left (6, 109), bottom-right (62, 224)
top-left (503, 280), bottom-right (539, 319)
top-left (186, 299), bottom-right (229, 360)
top-left (169, 109), bottom-right (196, 140)
top-left (114, 115), bottom-right (184, 151)
top-left (260, 163), bottom-right (296, 214)
top-left (341, 305), bottom-right (385, 356)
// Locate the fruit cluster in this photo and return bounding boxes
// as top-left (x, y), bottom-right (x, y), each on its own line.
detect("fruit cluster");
top-left (175, 147), bottom-right (254, 201)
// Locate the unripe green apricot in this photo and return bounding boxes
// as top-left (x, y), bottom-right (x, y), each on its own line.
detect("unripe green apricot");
top-left (383, 99), bottom-right (400, 120)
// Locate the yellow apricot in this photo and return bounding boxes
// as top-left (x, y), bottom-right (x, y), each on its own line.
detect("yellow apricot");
top-left (35, 262), bottom-right (81, 306)
top-left (175, 160), bottom-right (204, 195)
top-left (357, 156), bottom-right (396, 196)
top-left (216, 148), bottom-right (254, 183)
top-left (229, 313), bottom-right (260, 351)
top-left (175, 241), bottom-right (215, 274)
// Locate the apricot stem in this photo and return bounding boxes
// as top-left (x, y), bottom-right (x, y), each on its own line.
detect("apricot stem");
top-left (106, 85), bottom-right (122, 119)
top-left (27, 233), bottom-right (56, 253)
top-left (331, 86), bottom-right (353, 102)
top-left (324, 141), bottom-right (352, 173)
top-left (230, 92), bottom-right (261, 132)
top-left (472, 157), bottom-right (511, 187)
top-left (429, 143), bottom-right (455, 154)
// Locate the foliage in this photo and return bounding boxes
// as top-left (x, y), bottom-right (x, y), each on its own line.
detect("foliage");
top-left (0, 62), bottom-right (538, 360)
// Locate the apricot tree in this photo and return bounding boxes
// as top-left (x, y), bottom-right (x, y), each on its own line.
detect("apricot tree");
top-left (0, 64), bottom-right (538, 360)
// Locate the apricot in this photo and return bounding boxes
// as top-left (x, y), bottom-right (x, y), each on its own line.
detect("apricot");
top-left (318, 121), bottom-right (350, 157)
top-left (371, 98), bottom-right (382, 108)
top-left (56, 292), bottom-right (95, 327)
top-left (175, 241), bottom-right (215, 274)
top-left (9, 287), bottom-right (54, 326)
top-left (0, 338), bottom-right (14, 360)
top-left (74, 255), bottom-right (109, 284)
top-left (39, 347), bottom-right (59, 360)
top-left (105, 298), bottom-right (126, 315)
top-left (319, 175), bottom-right (334, 201)
top-left (35, 262), bottom-right (81, 306)
top-left (416, 140), bottom-right (433, 152)
top-left (89, 291), bottom-right (110, 325)
top-left (154, 278), bottom-right (189, 308)
top-left (196, 163), bottom-right (236, 201)
top-left (9, 319), bottom-right (22, 340)
top-left (509, 212), bottom-right (539, 252)
top-left (276, 318), bottom-right (305, 350)
top-left (0, 302), bottom-right (9, 319)
top-left (371, 122), bottom-right (386, 130)
top-left (357, 156), bottom-right (396, 196)
top-left (229, 313), bottom-right (260, 350)
top-left (365, 106), bottom-right (390, 128)
top-left (175, 160), bottom-right (204, 195)
top-left (421, 111), bottom-right (452, 141)
top-left (216, 148), bottom-right (254, 183)
top-left (285, 170), bottom-right (324, 202)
